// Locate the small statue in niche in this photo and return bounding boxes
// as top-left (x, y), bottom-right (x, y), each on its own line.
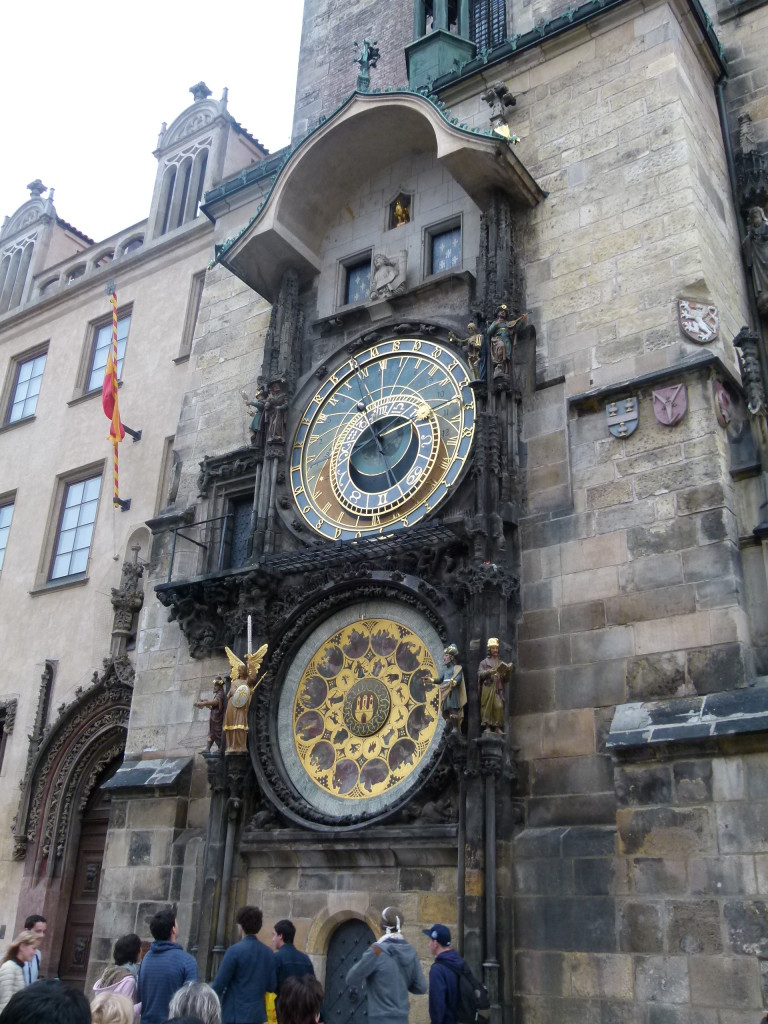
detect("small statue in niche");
top-left (744, 206), bottom-right (768, 317)
top-left (370, 251), bottom-right (407, 300)
top-left (449, 322), bottom-right (483, 380)
top-left (477, 637), bottom-right (514, 733)
top-left (481, 304), bottom-right (527, 380)
top-left (195, 675), bottom-right (226, 752)
top-left (429, 643), bottom-right (467, 730)
top-left (264, 380), bottom-right (289, 449)
top-left (241, 379), bottom-right (268, 446)
top-left (393, 198), bottom-right (410, 227)
top-left (223, 644), bottom-right (268, 754)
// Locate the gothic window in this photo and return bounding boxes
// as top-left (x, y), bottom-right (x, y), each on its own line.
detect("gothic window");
top-left (156, 146), bottom-right (210, 238)
top-left (87, 314), bottom-right (130, 393)
top-left (0, 240), bottom-right (35, 314)
top-left (4, 347), bottom-right (47, 424)
top-left (159, 167), bottom-right (177, 237)
top-left (427, 221), bottom-right (462, 275)
top-left (472, 0), bottom-right (506, 49)
top-left (50, 473), bottom-right (102, 581)
top-left (343, 255), bottom-right (372, 305)
top-left (0, 498), bottom-right (14, 570)
top-left (174, 158), bottom-right (193, 230)
top-left (192, 150), bottom-right (209, 215)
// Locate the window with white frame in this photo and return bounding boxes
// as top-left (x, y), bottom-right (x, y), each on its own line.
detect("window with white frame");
top-left (0, 499), bottom-right (14, 570)
top-left (50, 474), bottom-right (102, 580)
top-left (87, 315), bottom-right (130, 393)
top-left (7, 351), bottom-right (47, 423)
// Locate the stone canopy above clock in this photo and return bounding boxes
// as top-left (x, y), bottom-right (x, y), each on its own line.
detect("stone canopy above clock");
top-left (216, 90), bottom-right (544, 304)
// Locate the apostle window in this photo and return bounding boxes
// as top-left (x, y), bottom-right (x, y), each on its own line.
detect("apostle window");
top-left (50, 473), bottom-right (102, 581)
top-left (87, 314), bottom-right (130, 393)
top-left (0, 498), bottom-right (14, 570)
top-left (427, 221), bottom-right (462, 276)
top-left (343, 255), bottom-right (372, 305)
top-left (3, 346), bottom-right (47, 425)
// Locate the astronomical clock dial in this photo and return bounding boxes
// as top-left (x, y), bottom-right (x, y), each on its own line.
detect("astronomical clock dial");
top-left (277, 604), bottom-right (445, 820)
top-left (291, 338), bottom-right (476, 539)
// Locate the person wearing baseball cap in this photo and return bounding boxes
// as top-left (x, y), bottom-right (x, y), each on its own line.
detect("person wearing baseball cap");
top-left (422, 925), bottom-right (463, 1024)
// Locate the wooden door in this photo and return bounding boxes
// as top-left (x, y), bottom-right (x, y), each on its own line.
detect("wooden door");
top-left (57, 792), bottom-right (110, 989)
top-left (324, 919), bottom-right (375, 1024)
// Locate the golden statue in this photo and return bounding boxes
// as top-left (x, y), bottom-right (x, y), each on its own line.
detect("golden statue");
top-left (449, 323), bottom-right (483, 380)
top-left (477, 637), bottom-right (513, 733)
top-left (223, 643), bottom-right (268, 754)
top-left (393, 199), bottom-right (410, 227)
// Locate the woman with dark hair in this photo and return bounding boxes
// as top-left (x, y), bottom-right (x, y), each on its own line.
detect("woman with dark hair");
top-left (93, 933), bottom-right (142, 1021)
top-left (276, 976), bottom-right (324, 1024)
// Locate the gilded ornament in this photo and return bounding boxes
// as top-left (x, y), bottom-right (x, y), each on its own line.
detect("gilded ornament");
top-left (291, 618), bottom-right (439, 800)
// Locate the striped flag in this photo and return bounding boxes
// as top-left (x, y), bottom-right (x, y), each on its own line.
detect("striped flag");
top-left (102, 290), bottom-right (125, 442)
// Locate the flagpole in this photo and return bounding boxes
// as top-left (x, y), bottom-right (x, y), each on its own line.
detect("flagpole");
top-left (105, 282), bottom-right (131, 511)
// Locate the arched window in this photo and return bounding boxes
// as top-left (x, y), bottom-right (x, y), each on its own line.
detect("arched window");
top-left (191, 149), bottom-right (209, 218)
top-left (174, 158), bottom-right (193, 230)
top-left (121, 237), bottom-right (144, 257)
top-left (158, 166), bottom-right (177, 237)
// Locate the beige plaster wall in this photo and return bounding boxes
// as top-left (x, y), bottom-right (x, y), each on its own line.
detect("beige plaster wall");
top-left (0, 222), bottom-right (210, 938)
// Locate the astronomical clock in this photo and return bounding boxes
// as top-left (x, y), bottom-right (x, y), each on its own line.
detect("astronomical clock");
top-left (248, 335), bottom-right (479, 827)
top-left (291, 338), bottom-right (476, 540)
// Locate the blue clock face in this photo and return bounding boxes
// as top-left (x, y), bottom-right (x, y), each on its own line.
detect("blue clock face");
top-left (291, 338), bottom-right (476, 539)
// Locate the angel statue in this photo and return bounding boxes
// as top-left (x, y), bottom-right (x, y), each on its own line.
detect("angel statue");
top-left (223, 643), bottom-right (268, 754)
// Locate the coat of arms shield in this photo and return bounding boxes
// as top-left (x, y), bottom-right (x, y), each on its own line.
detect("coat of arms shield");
top-left (652, 384), bottom-right (687, 426)
top-left (606, 397), bottom-right (638, 438)
top-left (678, 299), bottom-right (719, 344)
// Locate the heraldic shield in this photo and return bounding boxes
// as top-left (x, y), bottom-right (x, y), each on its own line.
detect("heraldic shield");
top-left (606, 397), bottom-right (639, 438)
top-left (678, 299), bottom-right (720, 344)
top-left (652, 384), bottom-right (687, 426)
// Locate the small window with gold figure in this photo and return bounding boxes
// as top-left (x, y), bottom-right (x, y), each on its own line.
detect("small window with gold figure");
top-left (389, 193), bottom-right (412, 230)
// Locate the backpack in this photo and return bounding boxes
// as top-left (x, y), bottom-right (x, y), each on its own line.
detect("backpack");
top-left (439, 958), bottom-right (491, 1024)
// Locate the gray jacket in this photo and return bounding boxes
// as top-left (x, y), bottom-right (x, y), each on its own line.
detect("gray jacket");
top-left (345, 937), bottom-right (427, 1024)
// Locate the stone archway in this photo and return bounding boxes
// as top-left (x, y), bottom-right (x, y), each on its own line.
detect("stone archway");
top-left (13, 657), bottom-right (132, 982)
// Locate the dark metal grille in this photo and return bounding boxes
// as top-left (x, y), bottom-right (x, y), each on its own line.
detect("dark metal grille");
top-left (472, 0), bottom-right (506, 49)
top-left (229, 497), bottom-right (253, 569)
top-left (324, 919), bottom-right (375, 1024)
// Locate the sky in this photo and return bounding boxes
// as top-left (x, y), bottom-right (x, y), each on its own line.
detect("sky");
top-left (1, 0), bottom-right (305, 243)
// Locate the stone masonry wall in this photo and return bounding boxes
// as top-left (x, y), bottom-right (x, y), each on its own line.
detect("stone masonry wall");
top-left (445, 0), bottom-right (749, 389)
top-left (513, 369), bottom-right (749, 828)
top-left (242, 841), bottom-right (457, 1024)
top-left (87, 782), bottom-right (209, 990)
top-left (291, 0), bottom-right (412, 142)
top-left (513, 745), bottom-right (768, 1022)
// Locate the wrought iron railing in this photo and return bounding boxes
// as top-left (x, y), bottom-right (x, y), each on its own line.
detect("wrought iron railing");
top-left (165, 514), bottom-right (232, 583)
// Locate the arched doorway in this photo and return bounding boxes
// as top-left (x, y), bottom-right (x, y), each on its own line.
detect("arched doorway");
top-left (57, 782), bottom-right (112, 988)
top-left (324, 919), bottom-right (375, 1024)
top-left (12, 659), bottom-right (132, 986)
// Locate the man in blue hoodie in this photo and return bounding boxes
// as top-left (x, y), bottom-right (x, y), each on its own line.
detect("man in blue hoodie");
top-left (422, 924), bottom-right (462, 1024)
top-left (137, 908), bottom-right (198, 1024)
